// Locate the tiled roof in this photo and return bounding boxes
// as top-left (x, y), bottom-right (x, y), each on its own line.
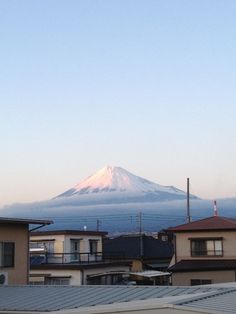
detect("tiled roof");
top-left (169, 259), bottom-right (236, 272)
top-left (168, 216), bottom-right (236, 232)
top-left (103, 235), bottom-right (173, 259)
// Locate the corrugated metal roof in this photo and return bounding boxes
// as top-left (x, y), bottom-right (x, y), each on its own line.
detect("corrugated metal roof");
top-left (177, 287), bottom-right (236, 314)
top-left (0, 285), bottom-right (222, 312)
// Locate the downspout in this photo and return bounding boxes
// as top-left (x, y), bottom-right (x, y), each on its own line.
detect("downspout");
top-left (27, 227), bottom-right (30, 285)
top-left (174, 234), bottom-right (177, 264)
top-left (81, 269), bottom-right (84, 285)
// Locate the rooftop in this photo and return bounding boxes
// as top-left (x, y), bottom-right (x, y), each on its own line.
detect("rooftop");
top-left (169, 259), bottom-right (236, 272)
top-left (0, 285), bottom-right (230, 313)
top-left (103, 234), bottom-right (173, 260)
top-left (31, 230), bottom-right (108, 236)
top-left (0, 286), bottom-right (230, 312)
top-left (168, 216), bottom-right (236, 232)
top-left (0, 217), bottom-right (53, 226)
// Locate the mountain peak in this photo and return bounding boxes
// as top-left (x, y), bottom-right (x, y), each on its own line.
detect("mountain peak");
top-left (56, 166), bottom-right (190, 200)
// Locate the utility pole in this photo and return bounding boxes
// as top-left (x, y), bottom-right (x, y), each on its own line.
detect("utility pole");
top-left (186, 178), bottom-right (191, 223)
top-left (96, 219), bottom-right (101, 231)
top-left (214, 200), bottom-right (218, 216)
top-left (137, 212), bottom-right (143, 260)
top-left (138, 211), bottom-right (142, 234)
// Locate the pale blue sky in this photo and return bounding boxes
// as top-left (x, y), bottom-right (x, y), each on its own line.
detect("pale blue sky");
top-left (0, 0), bottom-right (236, 206)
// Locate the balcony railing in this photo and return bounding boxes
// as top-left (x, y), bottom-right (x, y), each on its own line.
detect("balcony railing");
top-left (191, 250), bottom-right (223, 257)
top-left (30, 252), bottom-right (104, 266)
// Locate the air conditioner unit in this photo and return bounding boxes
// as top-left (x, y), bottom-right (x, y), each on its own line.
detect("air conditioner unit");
top-left (0, 272), bottom-right (8, 285)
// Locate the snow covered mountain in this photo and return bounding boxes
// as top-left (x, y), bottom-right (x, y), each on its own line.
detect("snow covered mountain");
top-left (56, 166), bottom-right (197, 202)
top-left (4, 165), bottom-right (236, 233)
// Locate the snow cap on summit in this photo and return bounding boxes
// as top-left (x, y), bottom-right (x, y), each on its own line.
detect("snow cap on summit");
top-left (56, 165), bottom-right (188, 198)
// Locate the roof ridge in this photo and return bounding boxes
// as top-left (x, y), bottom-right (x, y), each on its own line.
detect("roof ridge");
top-left (219, 216), bottom-right (236, 225)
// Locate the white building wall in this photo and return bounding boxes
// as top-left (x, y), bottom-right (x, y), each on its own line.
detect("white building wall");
top-left (30, 269), bottom-right (82, 285)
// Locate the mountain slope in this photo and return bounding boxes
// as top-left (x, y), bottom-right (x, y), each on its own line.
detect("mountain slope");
top-left (56, 166), bottom-right (197, 202)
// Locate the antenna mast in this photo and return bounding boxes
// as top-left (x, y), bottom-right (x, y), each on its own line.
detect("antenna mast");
top-left (214, 200), bottom-right (218, 216)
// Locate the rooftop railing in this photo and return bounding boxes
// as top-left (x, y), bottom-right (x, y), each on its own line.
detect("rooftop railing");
top-left (30, 252), bottom-right (103, 266)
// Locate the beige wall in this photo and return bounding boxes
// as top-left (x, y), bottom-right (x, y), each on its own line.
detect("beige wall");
top-left (0, 224), bottom-right (28, 285)
top-left (175, 230), bottom-right (236, 262)
top-left (172, 270), bottom-right (236, 286)
top-left (30, 234), bottom-right (64, 254)
top-left (31, 234), bottom-right (103, 254)
top-left (30, 264), bottom-right (129, 285)
top-left (30, 269), bottom-right (82, 285)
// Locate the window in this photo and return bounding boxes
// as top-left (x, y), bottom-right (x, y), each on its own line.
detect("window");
top-left (70, 239), bottom-right (80, 261)
top-left (161, 235), bottom-right (168, 241)
top-left (89, 240), bottom-right (98, 255)
top-left (191, 279), bottom-right (212, 286)
top-left (45, 277), bottom-right (70, 285)
top-left (0, 242), bottom-right (15, 267)
top-left (30, 240), bottom-right (54, 253)
top-left (191, 239), bottom-right (223, 257)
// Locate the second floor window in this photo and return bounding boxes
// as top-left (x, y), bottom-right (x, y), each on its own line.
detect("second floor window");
top-left (30, 240), bottom-right (54, 253)
top-left (191, 239), bottom-right (223, 257)
top-left (89, 240), bottom-right (98, 255)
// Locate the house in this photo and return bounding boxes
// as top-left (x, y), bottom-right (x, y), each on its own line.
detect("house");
top-left (30, 229), bottom-right (130, 285)
top-left (0, 217), bottom-right (52, 285)
top-left (103, 234), bottom-right (173, 285)
top-left (168, 215), bottom-right (236, 286)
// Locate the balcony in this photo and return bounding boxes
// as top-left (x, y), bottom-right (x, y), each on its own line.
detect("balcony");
top-left (30, 252), bottom-right (104, 266)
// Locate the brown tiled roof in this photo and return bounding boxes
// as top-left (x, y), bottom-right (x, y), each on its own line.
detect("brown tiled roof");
top-left (168, 259), bottom-right (236, 272)
top-left (168, 216), bottom-right (236, 232)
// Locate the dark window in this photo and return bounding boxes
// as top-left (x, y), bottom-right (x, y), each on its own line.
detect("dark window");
top-left (89, 240), bottom-right (98, 254)
top-left (0, 242), bottom-right (15, 267)
top-left (191, 239), bottom-right (223, 257)
top-left (45, 277), bottom-right (70, 285)
top-left (70, 239), bottom-right (80, 261)
top-left (191, 279), bottom-right (212, 286)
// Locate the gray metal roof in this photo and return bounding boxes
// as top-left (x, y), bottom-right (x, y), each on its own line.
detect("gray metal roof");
top-left (0, 285), bottom-right (224, 312)
top-left (177, 287), bottom-right (236, 314)
top-left (0, 217), bottom-right (52, 225)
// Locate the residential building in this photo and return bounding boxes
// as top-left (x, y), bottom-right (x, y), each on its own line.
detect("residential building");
top-left (30, 229), bottom-right (130, 285)
top-left (168, 215), bottom-right (236, 286)
top-left (103, 234), bottom-right (173, 285)
top-left (0, 217), bottom-right (52, 285)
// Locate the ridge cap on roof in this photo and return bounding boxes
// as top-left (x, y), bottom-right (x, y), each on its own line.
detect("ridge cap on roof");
top-left (168, 216), bottom-right (216, 229)
top-left (168, 215), bottom-right (236, 231)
